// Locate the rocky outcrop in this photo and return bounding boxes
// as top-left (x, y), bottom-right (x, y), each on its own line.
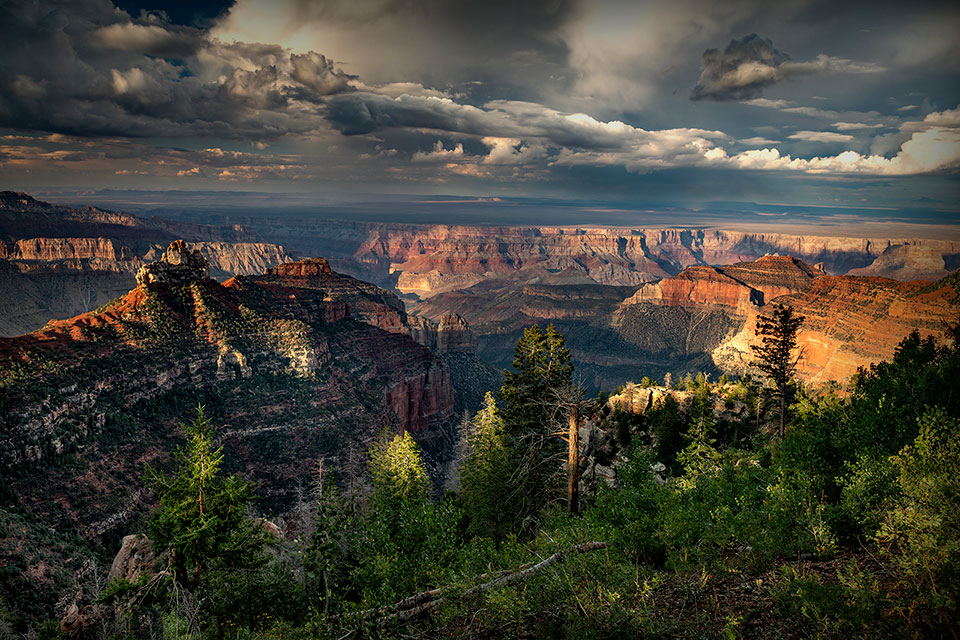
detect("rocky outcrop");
top-left (258, 258), bottom-right (477, 356)
top-left (386, 360), bottom-right (454, 433)
top-left (847, 242), bottom-right (952, 280)
top-left (135, 240), bottom-right (210, 285)
top-left (0, 194), bottom-right (294, 336)
top-left (620, 256), bottom-right (821, 314)
top-left (0, 250), bottom-right (464, 629)
top-left (0, 237), bottom-right (134, 261)
top-left (624, 267), bottom-right (760, 312)
top-left (108, 534), bottom-right (156, 584)
top-left (608, 382), bottom-right (748, 423)
top-left (405, 314), bottom-right (476, 354)
top-left (268, 257), bottom-right (333, 276)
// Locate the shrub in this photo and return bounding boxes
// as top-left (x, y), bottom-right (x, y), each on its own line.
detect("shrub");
top-left (586, 446), bottom-right (666, 566)
top-left (875, 407), bottom-right (960, 630)
top-left (773, 559), bottom-right (883, 635)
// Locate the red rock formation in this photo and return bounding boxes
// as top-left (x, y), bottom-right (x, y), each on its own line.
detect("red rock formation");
top-left (614, 256), bottom-right (959, 383)
top-left (847, 243), bottom-right (951, 280)
top-left (624, 266), bottom-right (759, 312)
top-left (386, 360), bottom-right (454, 432)
top-left (268, 257), bottom-right (333, 276)
top-left (0, 237), bottom-right (134, 261)
top-left (621, 256), bottom-right (821, 314)
top-left (715, 273), bottom-right (959, 382)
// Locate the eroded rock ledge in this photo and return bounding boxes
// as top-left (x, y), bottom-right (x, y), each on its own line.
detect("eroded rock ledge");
top-left (135, 240), bottom-right (210, 285)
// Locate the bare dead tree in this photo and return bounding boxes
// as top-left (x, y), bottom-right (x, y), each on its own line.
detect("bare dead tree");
top-left (538, 379), bottom-right (592, 515)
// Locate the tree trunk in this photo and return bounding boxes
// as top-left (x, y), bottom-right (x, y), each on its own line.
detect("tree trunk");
top-left (567, 404), bottom-right (579, 515)
top-left (779, 389), bottom-right (785, 438)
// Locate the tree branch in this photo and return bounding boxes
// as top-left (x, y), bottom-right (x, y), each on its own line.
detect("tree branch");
top-left (354, 542), bottom-right (610, 626)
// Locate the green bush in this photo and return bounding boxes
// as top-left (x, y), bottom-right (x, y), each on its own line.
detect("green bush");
top-left (875, 407), bottom-right (960, 630)
top-left (837, 452), bottom-right (899, 538)
top-left (773, 559), bottom-right (883, 636)
top-left (585, 446), bottom-right (665, 566)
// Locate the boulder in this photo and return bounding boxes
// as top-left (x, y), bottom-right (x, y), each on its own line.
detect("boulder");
top-left (108, 534), bottom-right (155, 584)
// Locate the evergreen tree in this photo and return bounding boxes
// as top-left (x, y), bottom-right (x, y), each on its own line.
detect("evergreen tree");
top-left (751, 303), bottom-right (804, 437)
top-left (460, 392), bottom-right (512, 542)
top-left (356, 432), bottom-right (460, 601)
top-left (500, 324), bottom-right (574, 440)
top-left (499, 324), bottom-right (574, 529)
top-left (147, 406), bottom-right (265, 589)
top-left (649, 395), bottom-right (684, 471)
top-left (676, 385), bottom-right (720, 489)
top-left (368, 431), bottom-right (430, 507)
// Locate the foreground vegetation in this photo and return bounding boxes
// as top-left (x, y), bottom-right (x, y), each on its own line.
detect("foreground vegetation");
top-left (9, 317), bottom-right (960, 638)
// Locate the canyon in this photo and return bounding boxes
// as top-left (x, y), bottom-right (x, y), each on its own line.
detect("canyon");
top-left (0, 243), bottom-right (488, 615)
top-left (3, 192), bottom-right (958, 390)
top-left (0, 192), bottom-right (293, 336)
top-left (2, 192), bottom-right (958, 629)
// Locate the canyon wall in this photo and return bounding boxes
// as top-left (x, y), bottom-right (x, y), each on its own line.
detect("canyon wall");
top-left (0, 246), bottom-right (474, 619)
top-left (0, 192), bottom-right (295, 335)
top-left (616, 257), bottom-right (959, 384)
top-left (333, 225), bottom-right (960, 298)
top-left (417, 255), bottom-right (959, 389)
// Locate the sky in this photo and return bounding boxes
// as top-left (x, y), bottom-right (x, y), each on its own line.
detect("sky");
top-left (1, 0), bottom-right (959, 219)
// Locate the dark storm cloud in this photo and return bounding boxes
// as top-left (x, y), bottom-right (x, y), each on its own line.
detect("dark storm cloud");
top-left (114, 0), bottom-right (235, 27)
top-left (215, 0), bottom-right (581, 99)
top-left (691, 33), bottom-right (884, 101)
top-left (0, 0), bottom-right (354, 140)
top-left (692, 34), bottom-right (790, 101)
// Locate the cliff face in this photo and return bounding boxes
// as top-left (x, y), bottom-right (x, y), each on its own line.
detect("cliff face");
top-left (327, 225), bottom-right (960, 299)
top-left (255, 258), bottom-right (477, 356)
top-left (0, 192), bottom-right (296, 336)
top-left (415, 252), bottom-right (958, 389)
top-left (615, 257), bottom-right (959, 383)
top-left (0, 246), bottom-right (472, 622)
top-left (714, 273), bottom-right (960, 382)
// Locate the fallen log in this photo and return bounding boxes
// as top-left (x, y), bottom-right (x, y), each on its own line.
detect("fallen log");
top-left (374, 541), bottom-right (609, 624)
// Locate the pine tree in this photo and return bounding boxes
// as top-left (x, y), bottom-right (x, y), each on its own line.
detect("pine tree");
top-left (676, 384), bottom-right (720, 489)
top-left (500, 324), bottom-right (574, 440)
top-left (368, 431), bottom-right (430, 507)
top-left (460, 392), bottom-right (512, 542)
top-left (499, 324), bottom-right (574, 529)
top-left (751, 303), bottom-right (804, 437)
top-left (147, 406), bottom-right (265, 588)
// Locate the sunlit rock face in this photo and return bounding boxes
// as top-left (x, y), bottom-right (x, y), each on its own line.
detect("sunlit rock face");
top-left (135, 240), bottom-right (210, 285)
top-left (267, 257), bottom-right (333, 276)
top-left (715, 272), bottom-right (960, 383)
top-left (322, 224), bottom-right (960, 299)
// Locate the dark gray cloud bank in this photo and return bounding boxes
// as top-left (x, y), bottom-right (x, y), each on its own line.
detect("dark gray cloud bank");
top-left (691, 34), bottom-right (884, 101)
top-left (0, 0), bottom-right (958, 213)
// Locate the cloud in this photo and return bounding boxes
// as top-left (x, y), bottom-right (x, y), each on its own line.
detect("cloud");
top-left (89, 22), bottom-right (203, 57)
top-left (832, 122), bottom-right (884, 131)
top-left (411, 141), bottom-right (465, 162)
top-left (213, 0), bottom-right (580, 92)
top-left (721, 108), bottom-right (960, 175)
top-left (739, 136), bottom-right (780, 145)
top-left (692, 34), bottom-right (884, 101)
top-left (481, 137), bottom-right (546, 165)
top-left (788, 131), bottom-right (855, 143)
top-left (745, 97), bottom-right (893, 126)
top-left (1, 0), bottom-right (957, 192)
top-left (0, 0), bottom-right (355, 141)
